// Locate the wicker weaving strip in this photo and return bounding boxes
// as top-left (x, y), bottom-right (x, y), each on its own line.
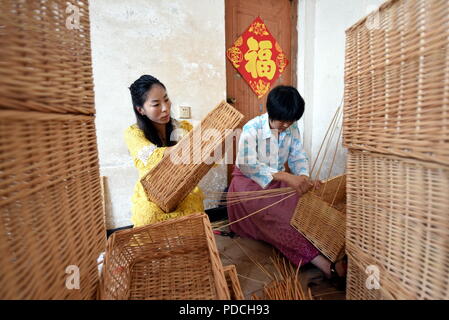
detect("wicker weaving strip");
top-left (290, 175), bottom-right (347, 263)
top-left (0, 110), bottom-right (106, 299)
top-left (99, 213), bottom-right (230, 300)
top-left (346, 150), bottom-right (449, 300)
top-left (141, 101), bottom-right (243, 212)
top-left (0, 0), bottom-right (95, 114)
top-left (223, 265), bottom-right (244, 300)
top-left (343, 0), bottom-right (449, 166)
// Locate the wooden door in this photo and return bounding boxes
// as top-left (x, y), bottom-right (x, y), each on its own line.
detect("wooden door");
top-left (225, 0), bottom-right (298, 183)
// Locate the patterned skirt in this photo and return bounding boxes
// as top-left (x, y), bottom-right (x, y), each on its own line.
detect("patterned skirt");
top-left (227, 166), bottom-right (320, 266)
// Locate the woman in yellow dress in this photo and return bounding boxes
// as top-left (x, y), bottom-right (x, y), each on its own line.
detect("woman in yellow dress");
top-left (124, 75), bottom-right (204, 227)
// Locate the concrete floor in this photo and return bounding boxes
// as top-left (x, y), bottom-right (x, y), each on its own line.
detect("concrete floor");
top-left (213, 225), bottom-right (346, 300)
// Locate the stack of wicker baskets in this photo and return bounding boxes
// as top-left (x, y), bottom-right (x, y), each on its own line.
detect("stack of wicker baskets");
top-left (343, 0), bottom-right (449, 299)
top-left (0, 0), bottom-right (242, 300)
top-left (0, 0), bottom-right (106, 299)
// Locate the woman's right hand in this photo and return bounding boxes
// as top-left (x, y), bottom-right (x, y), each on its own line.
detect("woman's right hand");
top-left (273, 172), bottom-right (312, 195)
top-left (288, 174), bottom-right (313, 195)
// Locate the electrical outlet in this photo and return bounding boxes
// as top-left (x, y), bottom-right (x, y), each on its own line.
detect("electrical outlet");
top-left (179, 106), bottom-right (191, 119)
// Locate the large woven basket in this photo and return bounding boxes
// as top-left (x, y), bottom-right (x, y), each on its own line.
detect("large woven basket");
top-left (0, 0), bottom-right (105, 299)
top-left (0, 110), bottom-right (106, 299)
top-left (141, 101), bottom-right (243, 212)
top-left (346, 253), bottom-right (385, 300)
top-left (99, 213), bottom-right (230, 300)
top-left (290, 175), bottom-right (347, 263)
top-left (343, 0), bottom-right (449, 166)
top-left (0, 0), bottom-right (95, 115)
top-left (223, 265), bottom-right (244, 300)
top-left (346, 149), bottom-right (449, 300)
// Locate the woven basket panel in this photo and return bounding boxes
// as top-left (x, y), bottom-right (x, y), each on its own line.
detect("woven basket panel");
top-left (223, 265), bottom-right (244, 300)
top-left (290, 175), bottom-right (346, 263)
top-left (99, 213), bottom-right (230, 300)
top-left (141, 101), bottom-right (243, 212)
top-left (346, 149), bottom-right (449, 299)
top-left (0, 0), bottom-right (95, 114)
top-left (343, 0), bottom-right (449, 165)
top-left (346, 253), bottom-right (384, 300)
top-left (0, 110), bottom-right (106, 299)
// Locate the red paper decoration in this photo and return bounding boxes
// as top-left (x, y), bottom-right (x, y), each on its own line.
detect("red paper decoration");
top-left (226, 16), bottom-right (289, 98)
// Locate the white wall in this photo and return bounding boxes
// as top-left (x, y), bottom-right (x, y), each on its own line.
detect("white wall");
top-left (90, 0), bottom-right (227, 229)
top-left (298, 0), bottom-right (386, 180)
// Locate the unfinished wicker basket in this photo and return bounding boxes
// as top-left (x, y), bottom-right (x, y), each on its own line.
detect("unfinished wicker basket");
top-left (290, 175), bottom-right (346, 263)
top-left (223, 265), bottom-right (244, 300)
top-left (0, 110), bottom-right (106, 299)
top-left (141, 101), bottom-right (243, 212)
top-left (343, 0), bottom-right (449, 166)
top-left (346, 149), bottom-right (449, 300)
top-left (99, 212), bottom-right (230, 300)
top-left (0, 0), bottom-right (95, 115)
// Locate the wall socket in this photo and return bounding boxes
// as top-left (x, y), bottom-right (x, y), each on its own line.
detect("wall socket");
top-left (179, 106), bottom-right (191, 119)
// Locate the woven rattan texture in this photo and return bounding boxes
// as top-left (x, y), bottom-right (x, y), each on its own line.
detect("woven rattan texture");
top-left (141, 101), bottom-right (243, 212)
top-left (99, 213), bottom-right (230, 300)
top-left (0, 0), bottom-right (95, 114)
top-left (0, 110), bottom-right (106, 299)
top-left (343, 0), bottom-right (449, 166)
top-left (346, 253), bottom-right (384, 300)
top-left (223, 265), bottom-right (244, 300)
top-left (346, 150), bottom-right (449, 300)
top-left (290, 175), bottom-right (346, 263)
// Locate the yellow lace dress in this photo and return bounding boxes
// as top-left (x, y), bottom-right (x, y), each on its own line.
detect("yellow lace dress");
top-left (124, 120), bottom-right (205, 227)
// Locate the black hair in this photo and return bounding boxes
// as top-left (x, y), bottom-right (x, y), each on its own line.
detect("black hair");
top-left (129, 75), bottom-right (176, 147)
top-left (266, 85), bottom-right (305, 121)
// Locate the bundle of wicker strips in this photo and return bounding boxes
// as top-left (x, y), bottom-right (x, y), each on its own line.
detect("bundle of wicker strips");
top-left (291, 106), bottom-right (347, 263)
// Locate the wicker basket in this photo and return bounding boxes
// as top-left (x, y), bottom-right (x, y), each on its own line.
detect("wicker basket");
top-left (346, 253), bottom-right (385, 300)
top-left (290, 175), bottom-right (346, 263)
top-left (0, 110), bottom-right (106, 299)
top-left (0, 0), bottom-right (105, 299)
top-left (343, 0), bottom-right (449, 166)
top-left (223, 265), bottom-right (244, 300)
top-left (141, 101), bottom-right (243, 212)
top-left (346, 149), bottom-right (449, 299)
top-left (99, 213), bottom-right (230, 300)
top-left (0, 0), bottom-right (95, 115)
